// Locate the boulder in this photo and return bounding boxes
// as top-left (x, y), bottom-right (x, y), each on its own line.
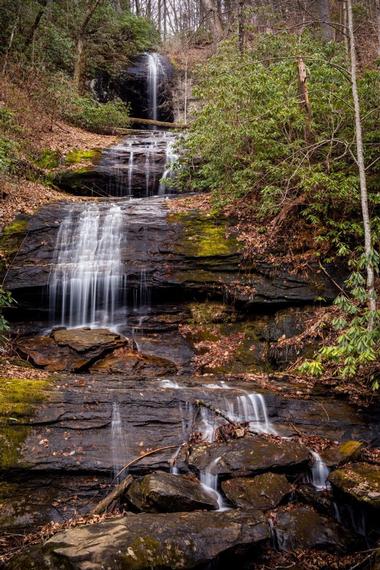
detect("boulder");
top-left (17, 328), bottom-right (128, 372)
top-left (328, 462), bottom-right (380, 510)
top-left (221, 473), bottom-right (292, 510)
top-left (126, 471), bottom-right (218, 512)
top-left (90, 347), bottom-right (177, 376)
top-left (322, 440), bottom-right (365, 468)
top-left (7, 510), bottom-right (270, 570)
top-left (186, 437), bottom-right (310, 478)
top-left (272, 506), bottom-right (357, 552)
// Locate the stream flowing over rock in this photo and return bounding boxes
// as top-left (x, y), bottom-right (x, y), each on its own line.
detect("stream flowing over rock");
top-left (2, 51), bottom-right (380, 569)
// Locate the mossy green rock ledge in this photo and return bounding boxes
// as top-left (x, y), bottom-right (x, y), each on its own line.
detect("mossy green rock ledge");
top-left (328, 462), bottom-right (380, 510)
top-left (7, 510), bottom-right (270, 569)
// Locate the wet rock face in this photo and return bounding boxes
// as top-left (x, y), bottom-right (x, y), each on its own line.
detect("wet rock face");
top-left (272, 506), bottom-right (358, 552)
top-left (5, 198), bottom-right (343, 318)
top-left (126, 471), bottom-right (218, 512)
top-left (7, 510), bottom-right (270, 570)
top-left (329, 462), bottom-right (380, 510)
top-left (186, 437), bottom-right (311, 478)
top-left (221, 473), bottom-right (292, 510)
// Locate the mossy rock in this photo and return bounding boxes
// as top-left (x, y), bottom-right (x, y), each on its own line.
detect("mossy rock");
top-left (0, 376), bottom-right (54, 469)
top-left (168, 212), bottom-right (239, 258)
top-left (65, 148), bottom-right (100, 165)
top-left (188, 302), bottom-right (236, 325)
top-left (0, 215), bottom-right (29, 276)
top-left (328, 462), bottom-right (380, 510)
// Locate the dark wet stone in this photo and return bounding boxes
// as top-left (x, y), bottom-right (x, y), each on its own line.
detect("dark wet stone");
top-left (272, 506), bottom-right (358, 552)
top-left (126, 471), bottom-right (218, 512)
top-left (328, 462), bottom-right (380, 510)
top-left (221, 473), bottom-right (292, 510)
top-left (186, 437), bottom-right (310, 478)
top-left (4, 198), bottom-right (343, 317)
top-left (7, 509), bottom-right (270, 570)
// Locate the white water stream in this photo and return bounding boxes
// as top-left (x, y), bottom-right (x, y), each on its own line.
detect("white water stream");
top-left (147, 52), bottom-right (165, 122)
top-left (49, 203), bottom-right (125, 328)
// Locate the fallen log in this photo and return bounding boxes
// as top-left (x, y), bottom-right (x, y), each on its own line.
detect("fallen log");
top-left (127, 117), bottom-right (188, 129)
top-left (92, 474), bottom-right (133, 515)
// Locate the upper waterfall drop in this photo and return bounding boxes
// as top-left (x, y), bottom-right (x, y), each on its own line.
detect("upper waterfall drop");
top-left (146, 53), bottom-right (166, 124)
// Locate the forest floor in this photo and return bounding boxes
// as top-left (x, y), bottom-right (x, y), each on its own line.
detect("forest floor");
top-left (0, 121), bottom-right (118, 228)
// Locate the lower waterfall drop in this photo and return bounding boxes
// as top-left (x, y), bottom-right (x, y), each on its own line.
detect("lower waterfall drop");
top-left (111, 402), bottom-right (128, 481)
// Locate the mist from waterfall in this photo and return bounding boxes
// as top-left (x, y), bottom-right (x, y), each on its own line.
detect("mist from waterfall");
top-left (49, 202), bottom-right (125, 328)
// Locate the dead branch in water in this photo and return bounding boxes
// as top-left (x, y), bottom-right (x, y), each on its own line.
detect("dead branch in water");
top-left (92, 475), bottom-right (133, 515)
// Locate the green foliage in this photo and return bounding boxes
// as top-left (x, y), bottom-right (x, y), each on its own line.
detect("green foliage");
top-left (0, 0), bottom-right (157, 80)
top-left (179, 33), bottom-right (380, 248)
top-left (63, 95), bottom-right (130, 132)
top-left (0, 288), bottom-right (12, 339)
top-left (0, 137), bottom-right (19, 174)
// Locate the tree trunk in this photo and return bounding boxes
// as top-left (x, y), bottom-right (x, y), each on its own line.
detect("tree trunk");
top-left (73, 36), bottom-right (84, 91)
top-left (200, 0), bottom-right (224, 40)
top-left (238, 0), bottom-right (245, 54)
top-left (376, 0), bottom-right (380, 58)
top-left (2, 3), bottom-right (20, 75)
top-left (73, 0), bottom-right (104, 91)
top-left (318, 0), bottom-right (334, 41)
top-left (24, 0), bottom-right (50, 48)
top-left (297, 57), bottom-right (312, 143)
top-left (347, 0), bottom-right (377, 325)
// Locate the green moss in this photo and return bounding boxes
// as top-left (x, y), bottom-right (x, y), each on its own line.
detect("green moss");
top-left (34, 149), bottom-right (61, 170)
top-left (122, 536), bottom-right (188, 569)
top-left (65, 148), bottom-right (100, 165)
top-left (168, 212), bottom-right (238, 258)
top-left (0, 377), bottom-right (51, 419)
top-left (0, 216), bottom-right (29, 276)
top-left (189, 302), bottom-right (235, 325)
top-left (0, 377), bottom-right (54, 469)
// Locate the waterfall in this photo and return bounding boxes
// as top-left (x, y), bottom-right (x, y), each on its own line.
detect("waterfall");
top-left (224, 393), bottom-right (277, 435)
top-left (171, 391), bottom-right (276, 447)
top-left (147, 53), bottom-right (164, 123)
top-left (49, 203), bottom-right (124, 328)
top-left (111, 402), bottom-right (128, 481)
top-left (310, 451), bottom-right (330, 491)
top-left (200, 457), bottom-right (227, 511)
top-left (159, 139), bottom-right (179, 194)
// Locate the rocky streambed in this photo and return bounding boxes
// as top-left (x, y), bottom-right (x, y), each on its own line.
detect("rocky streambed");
top-left (1, 133), bottom-right (380, 568)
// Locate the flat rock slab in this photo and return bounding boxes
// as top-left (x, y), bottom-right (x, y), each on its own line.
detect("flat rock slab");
top-left (90, 347), bottom-right (177, 375)
top-left (8, 510), bottom-right (270, 570)
top-left (221, 473), bottom-right (292, 510)
top-left (328, 462), bottom-right (380, 510)
top-left (126, 471), bottom-right (218, 512)
top-left (17, 328), bottom-right (128, 372)
top-left (186, 437), bottom-right (310, 478)
top-left (272, 506), bottom-right (358, 552)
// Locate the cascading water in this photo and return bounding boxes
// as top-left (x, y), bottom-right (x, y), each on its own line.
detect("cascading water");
top-left (147, 53), bottom-right (165, 123)
top-left (200, 456), bottom-right (227, 511)
top-left (49, 203), bottom-right (125, 328)
top-left (310, 451), bottom-right (330, 491)
top-left (159, 139), bottom-right (179, 194)
top-left (111, 402), bottom-right (128, 481)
